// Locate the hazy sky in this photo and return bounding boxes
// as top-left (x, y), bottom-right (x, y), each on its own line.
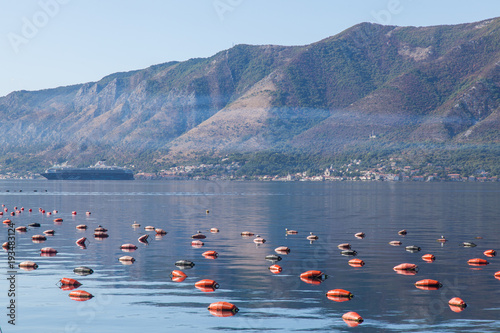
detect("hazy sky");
top-left (0, 0), bottom-right (498, 97)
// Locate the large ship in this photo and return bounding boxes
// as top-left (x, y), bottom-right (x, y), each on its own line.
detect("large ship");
top-left (41, 161), bottom-right (134, 180)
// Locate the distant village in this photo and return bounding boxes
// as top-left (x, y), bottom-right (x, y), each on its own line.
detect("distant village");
top-left (133, 158), bottom-right (499, 182)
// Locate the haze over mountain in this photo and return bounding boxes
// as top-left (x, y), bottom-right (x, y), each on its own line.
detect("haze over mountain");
top-left (1, 17), bottom-right (499, 173)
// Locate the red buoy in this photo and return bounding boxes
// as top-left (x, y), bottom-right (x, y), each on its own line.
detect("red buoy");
top-left (53, 218), bottom-right (63, 222)
top-left (15, 226), bottom-right (27, 232)
top-left (76, 224), bottom-right (87, 230)
top-left (348, 259), bottom-right (365, 267)
top-left (269, 264), bottom-right (282, 274)
top-left (76, 237), bottom-right (87, 247)
top-left (326, 289), bottom-right (353, 300)
top-left (422, 254), bottom-right (436, 262)
top-left (69, 290), bottom-right (93, 301)
top-left (342, 311), bottom-right (363, 327)
top-left (71, 211), bottom-right (77, 215)
top-left (202, 250), bottom-right (218, 259)
top-left (155, 228), bottom-right (167, 235)
top-left (207, 302), bottom-right (238, 315)
top-left (43, 229), bottom-right (55, 235)
top-left (300, 270), bottom-right (326, 284)
top-left (495, 271), bottom-right (500, 280)
top-left (484, 250), bottom-right (496, 257)
top-left (170, 270), bottom-right (187, 282)
top-left (40, 247), bottom-right (57, 254)
top-left (32, 234), bottom-right (47, 242)
top-left (191, 240), bottom-right (204, 248)
top-left (415, 279), bottom-right (442, 290)
top-left (59, 278), bottom-right (82, 288)
top-left (195, 279), bottom-right (219, 292)
top-left (120, 244), bottom-right (138, 252)
top-left (210, 228), bottom-right (219, 233)
top-left (19, 261), bottom-right (38, 270)
top-left (467, 258), bottom-right (489, 266)
top-left (393, 263), bottom-right (418, 271)
top-left (448, 297), bottom-right (466, 307)
top-left (389, 240), bottom-right (402, 246)
top-left (3, 219), bottom-right (12, 225)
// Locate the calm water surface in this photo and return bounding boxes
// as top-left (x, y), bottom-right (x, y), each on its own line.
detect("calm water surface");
top-left (0, 180), bottom-right (499, 332)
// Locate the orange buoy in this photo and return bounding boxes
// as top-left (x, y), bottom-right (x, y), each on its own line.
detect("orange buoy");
top-left (389, 240), bottom-right (402, 246)
top-left (253, 235), bottom-right (266, 244)
top-left (138, 234), bottom-right (149, 244)
top-left (2, 242), bottom-right (9, 250)
top-left (269, 264), bottom-right (282, 274)
top-left (300, 270), bottom-right (326, 280)
top-left (393, 263), bottom-right (418, 271)
top-left (170, 270), bottom-right (187, 282)
top-left (338, 243), bottom-right (351, 250)
top-left (448, 297), bottom-right (466, 309)
top-left (76, 237), bottom-right (87, 247)
top-left (348, 259), bottom-right (365, 267)
top-left (119, 256), bottom-right (135, 264)
top-left (326, 289), bottom-right (353, 299)
top-left (241, 231), bottom-right (254, 237)
top-left (422, 254), bottom-right (436, 262)
top-left (40, 247), bottom-right (57, 254)
top-left (155, 228), bottom-right (167, 235)
top-left (43, 229), bottom-right (55, 235)
top-left (120, 244), bottom-right (138, 251)
top-left (71, 211), bottom-right (77, 215)
top-left (94, 226), bottom-right (108, 232)
top-left (210, 228), bottom-right (219, 233)
top-left (398, 229), bottom-right (407, 235)
top-left (192, 232), bottom-right (206, 239)
top-left (306, 232), bottom-right (318, 240)
top-left (59, 278), bottom-right (82, 289)
top-left (19, 261), bottom-right (38, 270)
top-left (437, 236), bottom-right (447, 242)
top-left (144, 226), bottom-right (155, 231)
top-left (53, 218), bottom-right (63, 222)
top-left (15, 226), bottom-right (27, 232)
top-left (3, 219), bottom-right (12, 225)
top-left (285, 228), bottom-right (298, 234)
top-left (195, 279), bottom-right (219, 291)
top-left (354, 232), bottom-right (365, 239)
top-left (275, 246), bottom-right (290, 254)
top-left (207, 302), bottom-right (238, 314)
top-left (32, 234), bottom-right (47, 242)
top-left (484, 250), bottom-right (496, 257)
top-left (415, 279), bottom-right (442, 290)
top-left (494, 271), bottom-right (500, 280)
top-left (342, 311), bottom-right (363, 327)
top-left (69, 290), bottom-right (93, 301)
top-left (76, 224), bottom-right (87, 230)
top-left (191, 240), bottom-right (204, 248)
top-left (202, 250), bottom-right (218, 259)
top-left (468, 258), bottom-right (489, 266)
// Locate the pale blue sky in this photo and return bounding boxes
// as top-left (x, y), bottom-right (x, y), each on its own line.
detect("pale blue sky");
top-left (0, 0), bottom-right (498, 97)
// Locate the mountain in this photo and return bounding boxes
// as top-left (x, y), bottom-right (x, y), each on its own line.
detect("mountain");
top-left (1, 17), bottom-right (499, 174)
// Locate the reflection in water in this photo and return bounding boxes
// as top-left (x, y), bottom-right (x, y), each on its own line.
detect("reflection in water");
top-left (0, 180), bottom-right (499, 331)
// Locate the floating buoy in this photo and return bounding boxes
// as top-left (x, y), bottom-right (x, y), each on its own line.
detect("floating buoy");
top-left (2, 242), bottom-right (9, 249)
top-left (253, 235), bottom-right (266, 244)
top-left (120, 244), bottom-right (138, 251)
top-left (307, 232), bottom-right (318, 240)
top-left (132, 222), bottom-right (141, 228)
top-left (494, 271), bottom-right (500, 280)
top-left (484, 250), bottom-right (496, 257)
top-left (40, 247), bottom-right (57, 254)
top-left (207, 302), bottom-right (238, 315)
top-left (43, 229), bottom-right (55, 235)
top-left (15, 226), bottom-right (27, 232)
top-left (170, 270), bottom-right (187, 277)
top-left (192, 231), bottom-right (206, 239)
top-left (354, 232), bottom-right (365, 239)
top-left (437, 236), bottom-right (447, 242)
top-left (393, 263), bottom-right (418, 271)
top-left (195, 279), bottom-right (219, 292)
top-left (119, 256), bottom-right (135, 264)
top-left (138, 234), bottom-right (149, 244)
top-left (94, 226), bottom-right (108, 232)
top-left (269, 264), bottom-right (282, 274)
top-left (28, 222), bottom-right (41, 227)
top-left (275, 246), bottom-right (290, 254)
top-left (241, 231), bottom-right (254, 237)
top-left (86, 211), bottom-right (91, 215)
top-left (155, 228), bottom-right (167, 235)
top-left (58, 278), bottom-right (82, 291)
top-left (76, 237), bottom-right (87, 247)
top-left (389, 240), bottom-right (402, 246)
top-left (206, 210), bottom-right (209, 214)
top-left (19, 261), bottom-right (38, 270)
top-left (69, 290), bottom-right (93, 301)
top-left (53, 218), bottom-right (63, 223)
top-left (191, 240), bottom-right (204, 248)
top-left (467, 258), bottom-right (489, 266)
top-left (202, 250), bottom-right (218, 259)
top-left (73, 266), bottom-right (93, 276)
top-left (448, 297), bottom-right (467, 309)
top-left (32, 234), bottom-right (47, 242)
top-left (342, 311), bottom-right (363, 327)
top-left (144, 226), bottom-right (155, 231)
top-left (71, 211), bottom-right (77, 215)
top-left (326, 289), bottom-right (353, 300)
top-left (175, 260), bottom-right (195, 268)
top-left (300, 270), bottom-right (326, 280)
top-left (94, 231), bottom-right (109, 239)
top-left (398, 229), bottom-right (407, 235)
top-left (341, 250), bottom-right (357, 256)
top-left (265, 254), bottom-right (282, 262)
top-left (285, 228), bottom-right (298, 234)
top-left (461, 242), bottom-right (477, 247)
top-left (338, 243), bottom-right (351, 250)
top-left (210, 228), bottom-right (219, 233)
top-left (3, 219), bottom-right (12, 225)
top-left (406, 245), bottom-right (421, 252)
top-left (348, 259), bottom-right (365, 267)
top-left (422, 254), bottom-right (436, 262)
top-left (415, 279), bottom-right (442, 290)
top-left (76, 224), bottom-right (87, 230)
